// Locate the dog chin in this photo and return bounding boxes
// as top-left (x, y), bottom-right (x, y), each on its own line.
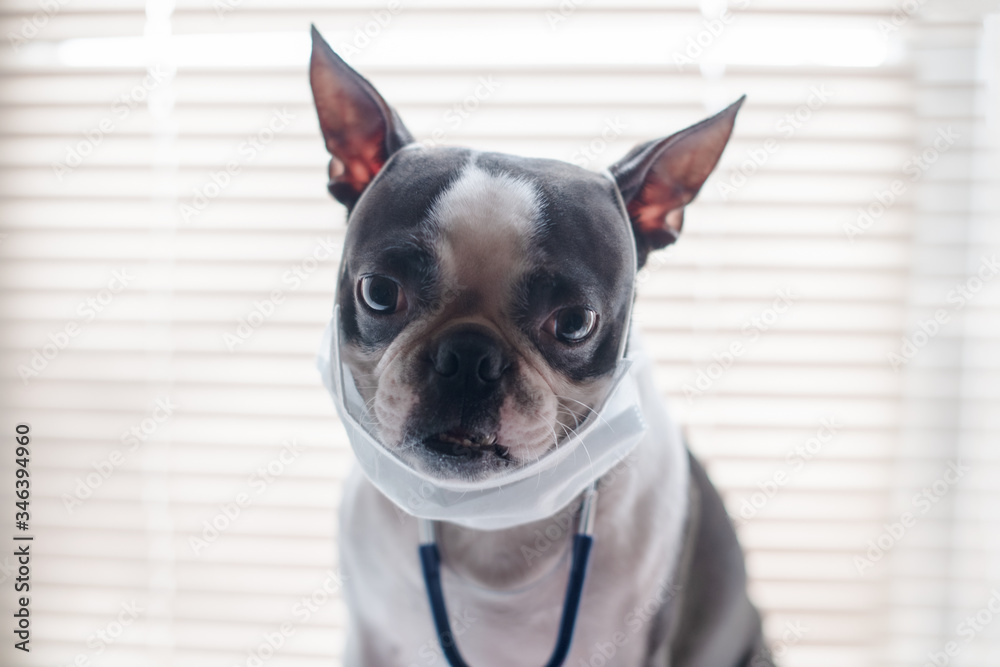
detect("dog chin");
top-left (397, 433), bottom-right (519, 482)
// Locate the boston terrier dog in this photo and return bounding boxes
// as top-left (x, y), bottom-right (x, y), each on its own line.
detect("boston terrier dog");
top-left (309, 26), bottom-right (772, 667)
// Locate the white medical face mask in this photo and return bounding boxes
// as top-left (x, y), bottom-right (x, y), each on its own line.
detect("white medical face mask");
top-left (316, 305), bottom-right (647, 531)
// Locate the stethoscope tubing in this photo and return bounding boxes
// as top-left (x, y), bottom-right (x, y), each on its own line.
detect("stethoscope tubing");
top-left (417, 484), bottom-right (599, 667)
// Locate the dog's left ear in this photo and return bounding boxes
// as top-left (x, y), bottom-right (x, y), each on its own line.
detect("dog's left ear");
top-left (610, 96), bottom-right (744, 266)
top-left (310, 25), bottom-right (414, 208)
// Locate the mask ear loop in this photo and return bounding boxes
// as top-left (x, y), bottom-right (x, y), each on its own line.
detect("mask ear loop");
top-left (601, 168), bottom-right (638, 363)
top-left (418, 482), bottom-right (599, 667)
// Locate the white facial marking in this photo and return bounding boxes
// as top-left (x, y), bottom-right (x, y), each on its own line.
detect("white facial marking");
top-left (430, 162), bottom-right (541, 235)
top-left (428, 163), bottom-right (542, 309)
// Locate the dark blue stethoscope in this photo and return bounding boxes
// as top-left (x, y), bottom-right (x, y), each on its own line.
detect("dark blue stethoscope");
top-left (417, 483), bottom-right (599, 667)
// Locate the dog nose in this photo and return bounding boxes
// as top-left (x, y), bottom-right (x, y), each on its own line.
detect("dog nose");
top-left (431, 328), bottom-right (510, 387)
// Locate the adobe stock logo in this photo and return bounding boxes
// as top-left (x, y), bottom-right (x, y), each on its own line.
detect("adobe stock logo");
top-left (7, 0), bottom-right (70, 52)
top-left (922, 589), bottom-right (1000, 667)
top-left (546, 0), bottom-right (587, 31)
top-left (854, 460), bottom-right (968, 574)
top-left (844, 126), bottom-right (959, 242)
top-left (179, 109), bottom-right (295, 223)
top-left (716, 85), bottom-right (833, 201)
top-left (732, 418), bottom-right (842, 528)
top-left (421, 76), bottom-right (502, 148)
top-left (682, 288), bottom-right (797, 403)
top-left (62, 397), bottom-right (178, 513)
top-left (878, 0), bottom-right (929, 39)
top-left (224, 236), bottom-right (340, 351)
top-left (188, 440), bottom-right (305, 556)
top-left (887, 255), bottom-right (1000, 371)
top-left (671, 0), bottom-right (754, 70)
top-left (335, 0), bottom-right (403, 56)
top-left (570, 117), bottom-right (628, 168)
top-left (18, 269), bottom-right (137, 384)
top-left (52, 67), bottom-right (171, 181)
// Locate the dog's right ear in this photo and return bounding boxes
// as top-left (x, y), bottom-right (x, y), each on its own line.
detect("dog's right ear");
top-left (310, 25), bottom-right (414, 208)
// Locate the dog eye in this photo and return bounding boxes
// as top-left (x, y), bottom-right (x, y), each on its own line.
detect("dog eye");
top-left (545, 307), bottom-right (597, 343)
top-left (359, 275), bottom-right (405, 313)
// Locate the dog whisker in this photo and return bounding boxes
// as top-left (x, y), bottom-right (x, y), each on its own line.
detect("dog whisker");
top-left (555, 394), bottom-right (615, 435)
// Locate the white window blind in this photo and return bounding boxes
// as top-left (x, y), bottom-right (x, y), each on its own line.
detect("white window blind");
top-left (0, 1), bottom-right (997, 666)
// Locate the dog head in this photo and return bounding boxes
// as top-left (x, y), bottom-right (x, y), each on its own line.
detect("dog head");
top-left (310, 27), bottom-right (741, 481)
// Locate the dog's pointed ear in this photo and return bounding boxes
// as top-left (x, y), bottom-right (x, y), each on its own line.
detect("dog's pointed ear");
top-left (610, 96), bottom-right (744, 266)
top-left (310, 25), bottom-right (414, 208)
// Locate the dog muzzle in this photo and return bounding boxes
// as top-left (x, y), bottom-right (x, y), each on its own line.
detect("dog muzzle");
top-left (316, 305), bottom-right (648, 532)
